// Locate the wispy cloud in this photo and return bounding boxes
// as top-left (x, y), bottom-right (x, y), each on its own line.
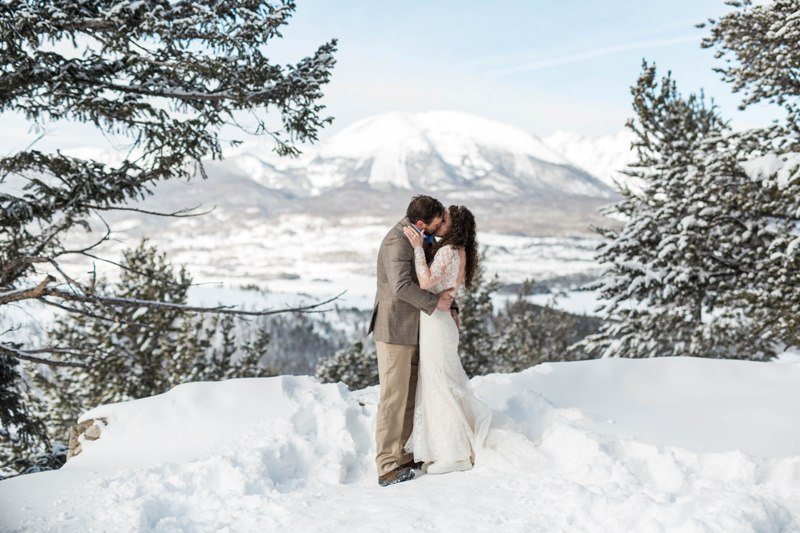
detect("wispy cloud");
top-left (492, 35), bottom-right (699, 76)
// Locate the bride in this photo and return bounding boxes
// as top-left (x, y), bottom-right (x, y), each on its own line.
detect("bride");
top-left (401, 204), bottom-right (492, 475)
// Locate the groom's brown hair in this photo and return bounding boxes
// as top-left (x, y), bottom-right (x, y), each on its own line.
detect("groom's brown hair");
top-left (406, 195), bottom-right (445, 224)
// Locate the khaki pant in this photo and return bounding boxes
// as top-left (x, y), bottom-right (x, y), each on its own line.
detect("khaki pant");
top-left (374, 341), bottom-right (419, 476)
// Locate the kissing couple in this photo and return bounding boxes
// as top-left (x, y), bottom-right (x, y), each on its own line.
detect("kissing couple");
top-left (368, 195), bottom-right (492, 487)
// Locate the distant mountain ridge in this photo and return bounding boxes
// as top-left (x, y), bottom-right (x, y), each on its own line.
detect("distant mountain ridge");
top-left (212, 110), bottom-right (619, 201)
top-left (60, 111), bottom-right (632, 237)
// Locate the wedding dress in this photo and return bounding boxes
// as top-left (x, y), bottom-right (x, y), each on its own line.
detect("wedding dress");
top-left (404, 244), bottom-right (492, 474)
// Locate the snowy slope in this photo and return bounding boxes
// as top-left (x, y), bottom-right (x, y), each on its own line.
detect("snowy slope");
top-left (2, 357), bottom-right (799, 532)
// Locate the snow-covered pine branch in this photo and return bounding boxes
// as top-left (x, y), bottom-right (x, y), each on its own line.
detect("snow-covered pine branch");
top-left (701, 0), bottom-right (800, 117)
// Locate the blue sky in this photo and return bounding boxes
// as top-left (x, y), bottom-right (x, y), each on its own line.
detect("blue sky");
top-left (0, 1), bottom-right (782, 155)
top-left (267, 0), bottom-right (781, 138)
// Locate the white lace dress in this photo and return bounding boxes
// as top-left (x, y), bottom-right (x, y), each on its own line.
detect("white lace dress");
top-left (404, 244), bottom-right (492, 474)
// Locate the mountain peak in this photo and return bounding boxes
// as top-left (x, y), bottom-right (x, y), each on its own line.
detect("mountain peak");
top-left (300, 109), bottom-right (611, 197)
top-left (320, 110), bottom-right (568, 167)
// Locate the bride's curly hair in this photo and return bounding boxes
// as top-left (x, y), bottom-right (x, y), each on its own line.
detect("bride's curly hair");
top-left (433, 205), bottom-right (478, 289)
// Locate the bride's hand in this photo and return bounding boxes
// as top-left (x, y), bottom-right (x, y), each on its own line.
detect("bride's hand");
top-left (403, 226), bottom-right (425, 248)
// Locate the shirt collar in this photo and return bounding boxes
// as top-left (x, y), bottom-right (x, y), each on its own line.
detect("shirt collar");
top-left (406, 218), bottom-right (436, 245)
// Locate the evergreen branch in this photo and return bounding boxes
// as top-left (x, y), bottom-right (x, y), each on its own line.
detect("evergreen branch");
top-left (753, 211), bottom-right (800, 222)
top-left (71, 76), bottom-right (282, 103)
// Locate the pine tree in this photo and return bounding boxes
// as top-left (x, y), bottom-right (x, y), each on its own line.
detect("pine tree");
top-left (169, 313), bottom-right (214, 385)
top-left (494, 282), bottom-right (580, 372)
top-left (573, 62), bottom-right (760, 359)
top-left (701, 0), bottom-right (800, 350)
top-left (578, 0), bottom-right (800, 360)
top-left (256, 312), bottom-right (348, 374)
top-left (35, 239), bottom-right (281, 447)
top-left (687, 131), bottom-right (799, 355)
top-left (457, 258), bottom-right (499, 377)
top-left (0, 357), bottom-right (49, 478)
top-left (1, 440), bottom-right (67, 480)
top-left (315, 342), bottom-right (378, 391)
top-left (35, 238), bottom-right (194, 437)
top-left (1, 0), bottom-right (338, 456)
top-left (169, 314), bottom-right (279, 383)
top-left (209, 315), bottom-right (238, 380)
top-left (239, 326), bottom-right (278, 378)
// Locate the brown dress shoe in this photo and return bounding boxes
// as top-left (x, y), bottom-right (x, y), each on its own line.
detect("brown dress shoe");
top-left (378, 466), bottom-right (415, 487)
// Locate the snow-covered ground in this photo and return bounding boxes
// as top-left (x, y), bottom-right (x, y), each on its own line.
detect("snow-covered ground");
top-left (2, 356), bottom-right (798, 532)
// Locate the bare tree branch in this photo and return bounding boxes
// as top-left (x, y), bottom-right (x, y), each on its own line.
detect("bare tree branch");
top-left (0, 275), bottom-right (56, 305)
top-left (0, 343), bottom-right (86, 368)
top-left (78, 203), bottom-right (216, 218)
top-left (42, 287), bottom-right (346, 317)
top-left (39, 297), bottom-right (156, 330)
top-left (0, 323), bottom-right (23, 338)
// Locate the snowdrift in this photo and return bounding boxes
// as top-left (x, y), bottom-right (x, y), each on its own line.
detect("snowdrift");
top-left (1, 356), bottom-right (799, 532)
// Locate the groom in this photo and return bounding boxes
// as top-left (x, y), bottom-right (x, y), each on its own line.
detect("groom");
top-left (368, 195), bottom-right (458, 487)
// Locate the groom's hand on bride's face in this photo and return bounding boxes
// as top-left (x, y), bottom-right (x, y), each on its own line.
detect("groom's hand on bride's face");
top-left (436, 288), bottom-right (455, 311)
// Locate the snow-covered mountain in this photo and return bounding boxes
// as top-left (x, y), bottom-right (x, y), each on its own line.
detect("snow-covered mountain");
top-left (61, 111), bottom-right (630, 202)
top-left (544, 129), bottom-right (636, 191)
top-left (2, 357), bottom-right (799, 531)
top-left (215, 110), bottom-right (618, 200)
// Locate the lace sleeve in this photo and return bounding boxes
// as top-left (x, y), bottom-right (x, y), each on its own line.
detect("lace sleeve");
top-left (414, 245), bottom-right (458, 290)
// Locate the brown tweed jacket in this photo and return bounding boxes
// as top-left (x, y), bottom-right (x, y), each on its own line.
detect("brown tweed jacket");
top-left (368, 218), bottom-right (457, 345)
